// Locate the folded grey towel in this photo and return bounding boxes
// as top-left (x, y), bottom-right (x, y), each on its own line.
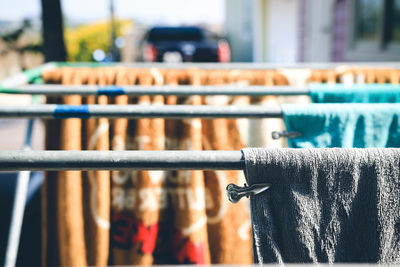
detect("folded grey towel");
top-left (242, 147), bottom-right (400, 264)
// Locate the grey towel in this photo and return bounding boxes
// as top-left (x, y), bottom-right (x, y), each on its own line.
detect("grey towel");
top-left (242, 147), bottom-right (400, 264)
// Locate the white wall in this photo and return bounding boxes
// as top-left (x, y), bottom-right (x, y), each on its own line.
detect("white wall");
top-left (264, 0), bottom-right (299, 63)
top-left (303, 0), bottom-right (335, 61)
top-left (226, 0), bottom-right (301, 63)
top-left (225, 0), bottom-right (255, 61)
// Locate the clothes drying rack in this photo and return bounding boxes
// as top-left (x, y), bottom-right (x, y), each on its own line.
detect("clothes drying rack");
top-left (2, 62), bottom-right (400, 267)
top-left (0, 84), bottom-right (311, 96)
top-left (0, 150), bottom-right (244, 171)
top-left (0, 104), bottom-right (283, 119)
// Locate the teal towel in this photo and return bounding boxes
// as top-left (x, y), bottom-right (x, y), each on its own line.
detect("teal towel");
top-left (282, 103), bottom-right (400, 148)
top-left (309, 83), bottom-right (400, 103)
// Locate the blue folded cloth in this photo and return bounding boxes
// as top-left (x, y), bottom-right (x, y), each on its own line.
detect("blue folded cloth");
top-left (282, 103), bottom-right (400, 148)
top-left (309, 83), bottom-right (400, 103)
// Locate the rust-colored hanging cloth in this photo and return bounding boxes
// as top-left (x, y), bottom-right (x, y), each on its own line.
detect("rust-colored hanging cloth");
top-left (158, 69), bottom-right (211, 264)
top-left (43, 68), bottom-right (89, 266)
top-left (42, 66), bottom-right (400, 266)
top-left (111, 68), bottom-right (166, 265)
top-left (202, 69), bottom-right (253, 264)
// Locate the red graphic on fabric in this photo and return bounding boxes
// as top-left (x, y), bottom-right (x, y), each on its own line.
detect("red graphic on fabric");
top-left (111, 212), bottom-right (158, 254)
top-left (132, 220), bottom-right (158, 254)
top-left (112, 212), bottom-right (136, 245)
top-left (172, 231), bottom-right (205, 264)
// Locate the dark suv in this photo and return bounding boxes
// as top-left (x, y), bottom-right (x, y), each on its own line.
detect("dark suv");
top-left (141, 26), bottom-right (230, 63)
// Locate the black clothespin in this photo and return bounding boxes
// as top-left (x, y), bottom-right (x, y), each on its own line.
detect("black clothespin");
top-left (271, 131), bottom-right (301, 140)
top-left (226, 183), bottom-right (271, 203)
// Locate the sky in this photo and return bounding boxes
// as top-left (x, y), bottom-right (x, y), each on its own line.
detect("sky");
top-left (0, 0), bottom-right (225, 25)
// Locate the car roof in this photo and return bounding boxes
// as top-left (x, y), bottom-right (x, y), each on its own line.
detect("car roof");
top-left (149, 26), bottom-right (203, 31)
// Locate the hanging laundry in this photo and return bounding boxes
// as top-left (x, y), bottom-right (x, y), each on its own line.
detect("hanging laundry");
top-left (242, 147), bottom-right (400, 264)
top-left (202, 70), bottom-right (253, 264)
top-left (282, 103), bottom-right (400, 148)
top-left (248, 70), bottom-right (291, 148)
top-left (310, 84), bottom-right (400, 103)
top-left (39, 66), bottom-right (400, 266)
top-left (41, 67), bottom-right (253, 266)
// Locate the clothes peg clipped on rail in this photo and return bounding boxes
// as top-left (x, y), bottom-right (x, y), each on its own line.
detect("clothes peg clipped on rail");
top-left (271, 131), bottom-right (301, 140)
top-left (226, 183), bottom-right (271, 203)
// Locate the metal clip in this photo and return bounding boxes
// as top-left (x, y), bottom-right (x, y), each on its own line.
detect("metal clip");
top-left (226, 183), bottom-right (271, 203)
top-left (271, 131), bottom-right (302, 140)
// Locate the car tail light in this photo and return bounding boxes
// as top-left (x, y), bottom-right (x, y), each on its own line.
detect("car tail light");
top-left (143, 44), bottom-right (157, 62)
top-left (218, 41), bottom-right (230, 62)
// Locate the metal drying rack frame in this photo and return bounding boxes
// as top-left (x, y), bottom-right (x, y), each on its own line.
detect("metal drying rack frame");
top-left (2, 61), bottom-right (400, 267)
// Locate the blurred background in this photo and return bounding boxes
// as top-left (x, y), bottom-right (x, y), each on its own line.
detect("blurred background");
top-left (1, 0), bottom-right (400, 81)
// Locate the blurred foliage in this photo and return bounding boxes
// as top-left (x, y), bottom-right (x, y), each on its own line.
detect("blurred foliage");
top-left (0, 19), bottom-right (42, 69)
top-left (65, 20), bottom-right (133, 61)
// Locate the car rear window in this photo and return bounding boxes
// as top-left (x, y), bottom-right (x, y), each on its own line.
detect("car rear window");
top-left (148, 27), bottom-right (204, 42)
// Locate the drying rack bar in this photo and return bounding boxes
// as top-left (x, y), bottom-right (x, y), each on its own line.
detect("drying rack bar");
top-left (2, 84), bottom-right (400, 97)
top-left (0, 104), bottom-right (283, 119)
top-left (55, 61), bottom-right (400, 70)
top-left (1, 62), bottom-right (399, 93)
top-left (0, 84), bottom-right (310, 96)
top-left (0, 63), bottom-right (56, 88)
top-left (0, 150), bottom-right (245, 171)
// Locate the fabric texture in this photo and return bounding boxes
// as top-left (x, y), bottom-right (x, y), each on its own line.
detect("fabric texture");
top-left (309, 83), bottom-right (400, 103)
top-left (40, 67), bottom-right (400, 266)
top-left (243, 147), bottom-right (400, 264)
top-left (282, 103), bottom-right (400, 148)
top-left (41, 67), bottom-right (253, 266)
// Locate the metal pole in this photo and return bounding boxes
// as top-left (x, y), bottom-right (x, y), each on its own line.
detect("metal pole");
top-left (3, 83), bottom-right (400, 97)
top-left (0, 150), bottom-right (245, 171)
top-left (4, 119), bottom-right (34, 267)
top-left (0, 63), bottom-right (57, 89)
top-left (0, 104), bottom-right (283, 119)
top-left (55, 61), bottom-right (400, 70)
top-left (0, 84), bottom-right (310, 96)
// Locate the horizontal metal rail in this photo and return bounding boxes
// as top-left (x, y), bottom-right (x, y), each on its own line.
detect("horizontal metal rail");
top-left (0, 150), bottom-right (245, 171)
top-left (2, 84), bottom-right (400, 97)
top-left (1, 62), bottom-right (398, 91)
top-left (0, 104), bottom-right (283, 119)
top-left (56, 62), bottom-right (400, 70)
top-left (0, 84), bottom-right (310, 96)
top-left (0, 63), bottom-right (56, 88)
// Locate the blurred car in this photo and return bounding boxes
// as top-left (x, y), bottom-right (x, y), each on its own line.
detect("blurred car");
top-left (140, 26), bottom-right (230, 63)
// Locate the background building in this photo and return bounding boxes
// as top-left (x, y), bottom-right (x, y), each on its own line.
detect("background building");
top-left (226, 0), bottom-right (400, 62)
